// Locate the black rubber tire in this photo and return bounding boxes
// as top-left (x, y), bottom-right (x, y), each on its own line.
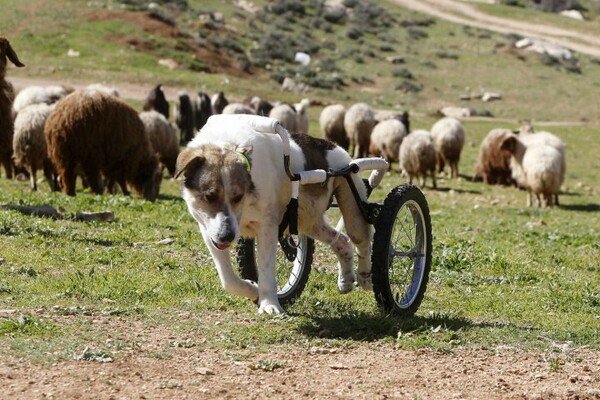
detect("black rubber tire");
top-left (372, 184), bottom-right (432, 317)
top-left (236, 235), bottom-right (314, 306)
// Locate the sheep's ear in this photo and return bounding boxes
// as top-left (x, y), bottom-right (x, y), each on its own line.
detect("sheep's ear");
top-left (500, 136), bottom-right (517, 153)
top-left (6, 42), bottom-right (25, 67)
top-left (175, 148), bottom-right (205, 180)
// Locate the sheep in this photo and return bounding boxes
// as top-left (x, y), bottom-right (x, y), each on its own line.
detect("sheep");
top-left (369, 118), bottom-right (408, 168)
top-left (250, 96), bottom-right (273, 116)
top-left (374, 110), bottom-right (411, 133)
top-left (269, 103), bottom-right (298, 132)
top-left (211, 91), bottom-right (228, 115)
top-left (399, 129), bottom-right (437, 189)
top-left (143, 84), bottom-right (169, 120)
top-left (12, 85), bottom-right (72, 115)
top-left (12, 103), bottom-right (57, 191)
top-left (194, 91), bottom-right (212, 131)
top-left (344, 102), bottom-right (376, 158)
top-left (175, 91), bottom-right (195, 145)
top-left (45, 90), bottom-right (162, 200)
top-left (474, 128), bottom-right (514, 185)
top-left (500, 133), bottom-right (564, 207)
top-left (139, 110), bottom-right (179, 177)
top-left (0, 37), bottom-right (25, 179)
top-left (430, 117), bottom-right (465, 179)
top-left (319, 104), bottom-right (349, 150)
top-left (294, 98), bottom-right (310, 134)
top-left (222, 103), bottom-right (256, 115)
top-left (85, 83), bottom-right (120, 97)
top-left (510, 124), bottom-right (567, 205)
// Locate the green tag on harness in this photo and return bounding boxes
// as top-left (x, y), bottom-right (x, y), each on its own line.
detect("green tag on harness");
top-left (236, 151), bottom-right (251, 173)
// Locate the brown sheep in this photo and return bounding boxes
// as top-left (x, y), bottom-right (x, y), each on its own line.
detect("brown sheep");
top-left (0, 37), bottom-right (25, 179)
top-left (474, 128), bottom-right (515, 185)
top-left (143, 84), bottom-right (169, 120)
top-left (45, 90), bottom-right (162, 200)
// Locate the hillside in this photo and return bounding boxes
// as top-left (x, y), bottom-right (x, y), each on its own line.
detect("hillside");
top-left (3, 0), bottom-right (600, 124)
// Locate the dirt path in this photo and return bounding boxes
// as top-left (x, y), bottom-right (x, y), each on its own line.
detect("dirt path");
top-left (1, 316), bottom-right (599, 400)
top-left (391, 0), bottom-right (600, 58)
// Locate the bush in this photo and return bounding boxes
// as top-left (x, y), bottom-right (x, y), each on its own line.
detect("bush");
top-left (267, 0), bottom-right (306, 16)
top-left (395, 80), bottom-right (422, 93)
top-left (406, 27), bottom-right (429, 40)
top-left (436, 51), bottom-right (460, 60)
top-left (346, 26), bottom-right (363, 40)
top-left (392, 68), bottom-right (414, 79)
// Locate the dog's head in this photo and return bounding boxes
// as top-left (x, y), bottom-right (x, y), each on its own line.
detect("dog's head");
top-left (176, 144), bottom-right (254, 250)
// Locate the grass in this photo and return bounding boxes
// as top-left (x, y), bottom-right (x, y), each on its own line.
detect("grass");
top-left (0, 0), bottom-right (599, 364)
top-left (1, 118), bottom-right (598, 363)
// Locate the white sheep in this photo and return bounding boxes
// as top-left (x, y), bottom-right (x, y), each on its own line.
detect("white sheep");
top-left (269, 103), bottom-right (298, 133)
top-left (139, 110), bottom-right (179, 177)
top-left (430, 117), bottom-right (465, 179)
top-left (344, 102), bottom-right (376, 158)
top-left (12, 103), bottom-right (57, 190)
top-left (500, 133), bottom-right (565, 207)
top-left (12, 85), bottom-right (71, 115)
top-left (399, 129), bottom-right (437, 189)
top-left (369, 118), bottom-right (407, 168)
top-left (294, 98), bottom-right (310, 134)
top-left (222, 103), bottom-right (256, 115)
top-left (86, 83), bottom-right (120, 97)
top-left (319, 104), bottom-right (348, 150)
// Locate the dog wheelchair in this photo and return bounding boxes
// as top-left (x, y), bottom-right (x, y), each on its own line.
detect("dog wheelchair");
top-left (234, 116), bottom-right (432, 317)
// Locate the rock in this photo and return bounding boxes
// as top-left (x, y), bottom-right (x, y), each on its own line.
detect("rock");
top-left (560, 10), bottom-right (584, 20)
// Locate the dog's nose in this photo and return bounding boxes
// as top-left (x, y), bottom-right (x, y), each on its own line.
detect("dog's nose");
top-left (218, 229), bottom-right (236, 244)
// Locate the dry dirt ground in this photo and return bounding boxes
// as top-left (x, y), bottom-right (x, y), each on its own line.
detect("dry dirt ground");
top-left (1, 315), bottom-right (599, 400)
top-left (3, 2), bottom-right (600, 399)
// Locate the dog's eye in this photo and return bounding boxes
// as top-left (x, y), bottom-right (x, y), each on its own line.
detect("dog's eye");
top-left (204, 192), bottom-right (219, 203)
top-left (231, 194), bottom-right (244, 204)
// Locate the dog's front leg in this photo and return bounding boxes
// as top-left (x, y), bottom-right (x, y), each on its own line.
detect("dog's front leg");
top-left (200, 227), bottom-right (258, 301)
top-left (256, 224), bottom-right (284, 315)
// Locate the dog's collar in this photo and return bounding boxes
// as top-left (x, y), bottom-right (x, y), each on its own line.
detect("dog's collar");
top-left (236, 151), bottom-right (251, 173)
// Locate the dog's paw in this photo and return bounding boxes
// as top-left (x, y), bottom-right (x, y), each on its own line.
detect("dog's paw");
top-left (258, 300), bottom-right (284, 315)
top-left (243, 279), bottom-right (258, 301)
top-left (337, 270), bottom-right (356, 294)
top-left (357, 271), bottom-right (372, 291)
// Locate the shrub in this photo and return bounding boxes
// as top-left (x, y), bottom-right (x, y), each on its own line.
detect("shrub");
top-left (267, 0), bottom-right (306, 16)
top-left (392, 68), bottom-right (414, 79)
top-left (436, 51), bottom-right (460, 60)
top-left (395, 80), bottom-right (422, 93)
top-left (406, 27), bottom-right (429, 40)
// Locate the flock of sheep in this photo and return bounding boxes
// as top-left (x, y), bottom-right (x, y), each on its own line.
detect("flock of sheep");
top-left (1, 36), bottom-right (566, 207)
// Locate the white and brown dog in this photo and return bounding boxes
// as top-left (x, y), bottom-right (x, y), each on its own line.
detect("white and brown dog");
top-left (176, 115), bottom-right (372, 314)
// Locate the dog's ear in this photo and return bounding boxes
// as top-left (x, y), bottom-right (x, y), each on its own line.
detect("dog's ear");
top-left (235, 144), bottom-right (253, 155)
top-left (175, 148), bottom-right (205, 180)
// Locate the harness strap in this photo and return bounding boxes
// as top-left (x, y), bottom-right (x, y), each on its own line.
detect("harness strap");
top-left (236, 151), bottom-right (251, 173)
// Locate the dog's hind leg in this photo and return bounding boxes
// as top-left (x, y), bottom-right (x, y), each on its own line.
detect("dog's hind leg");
top-left (333, 177), bottom-right (373, 291)
top-left (201, 227), bottom-right (259, 301)
top-left (308, 220), bottom-right (357, 294)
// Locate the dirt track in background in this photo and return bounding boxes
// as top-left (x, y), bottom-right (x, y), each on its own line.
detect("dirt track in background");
top-left (391, 0), bottom-right (600, 58)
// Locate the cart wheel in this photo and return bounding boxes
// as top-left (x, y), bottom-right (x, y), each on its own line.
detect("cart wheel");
top-left (236, 235), bottom-right (314, 306)
top-left (372, 184), bottom-right (432, 316)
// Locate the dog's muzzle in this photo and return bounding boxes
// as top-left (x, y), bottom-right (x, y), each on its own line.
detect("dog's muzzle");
top-left (212, 240), bottom-right (232, 250)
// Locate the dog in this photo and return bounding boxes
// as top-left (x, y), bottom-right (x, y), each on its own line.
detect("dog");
top-left (176, 115), bottom-right (373, 314)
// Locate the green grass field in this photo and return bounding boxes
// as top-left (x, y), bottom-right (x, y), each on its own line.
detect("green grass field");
top-left (1, 0), bottom-right (599, 364)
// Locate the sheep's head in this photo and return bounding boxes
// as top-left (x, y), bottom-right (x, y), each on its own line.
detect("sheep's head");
top-left (0, 37), bottom-right (25, 75)
top-left (132, 155), bottom-right (163, 201)
top-left (499, 134), bottom-right (518, 154)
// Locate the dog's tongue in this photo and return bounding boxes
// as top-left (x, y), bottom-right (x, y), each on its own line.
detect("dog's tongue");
top-left (215, 242), bottom-right (230, 250)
